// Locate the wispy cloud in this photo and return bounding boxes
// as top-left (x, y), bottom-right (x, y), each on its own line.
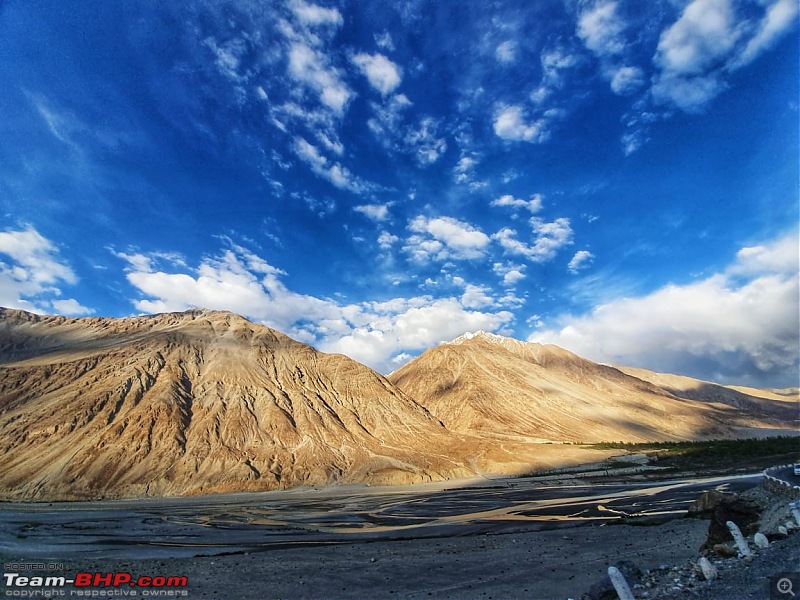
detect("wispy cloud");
top-left (405, 117), bottom-right (447, 166)
top-left (292, 137), bottom-right (365, 193)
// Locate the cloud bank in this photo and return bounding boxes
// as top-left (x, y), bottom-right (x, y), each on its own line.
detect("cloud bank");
top-left (531, 232), bottom-right (800, 388)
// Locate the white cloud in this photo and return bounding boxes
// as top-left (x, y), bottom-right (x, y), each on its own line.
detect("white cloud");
top-left (575, 2), bottom-right (649, 98)
top-left (460, 283), bottom-right (494, 309)
top-left (531, 232), bottom-right (800, 387)
top-left (50, 298), bottom-right (94, 315)
top-left (453, 156), bottom-right (477, 184)
top-left (0, 227), bottom-right (76, 285)
top-left (735, 0), bottom-right (799, 68)
top-left (732, 233), bottom-right (799, 276)
top-left (493, 105), bottom-right (549, 143)
top-left (655, 0), bottom-right (739, 76)
top-left (366, 98), bottom-right (448, 167)
top-left (120, 243), bottom-right (339, 331)
top-left (540, 47), bottom-right (580, 86)
top-left (317, 131), bottom-right (344, 155)
top-left (287, 42), bottom-right (352, 114)
top-left (609, 66), bottom-right (645, 95)
top-left (568, 250), bottom-right (595, 273)
top-left (375, 32), bottom-right (395, 51)
top-left (493, 217), bottom-right (573, 263)
top-left (325, 298), bottom-right (514, 370)
top-left (650, 0), bottom-right (797, 112)
top-left (577, 1), bottom-right (627, 57)
top-left (116, 241), bottom-right (514, 373)
top-left (405, 117), bottom-right (447, 166)
top-left (354, 204), bottom-right (390, 221)
top-left (289, 0), bottom-right (343, 27)
top-left (652, 72), bottom-right (725, 112)
top-left (495, 40), bottom-right (518, 63)
top-left (404, 216), bottom-right (491, 262)
top-left (352, 53), bottom-right (403, 95)
top-left (493, 262), bottom-right (527, 287)
top-left (377, 230), bottom-right (399, 250)
top-left (204, 37), bottom-right (246, 83)
top-left (491, 193), bottom-right (544, 214)
top-left (0, 226), bottom-right (91, 315)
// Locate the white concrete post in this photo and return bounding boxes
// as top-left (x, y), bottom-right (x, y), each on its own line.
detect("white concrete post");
top-left (726, 520), bottom-right (753, 558)
top-left (607, 566), bottom-right (635, 600)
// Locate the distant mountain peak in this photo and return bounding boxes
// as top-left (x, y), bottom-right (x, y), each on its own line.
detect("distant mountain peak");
top-left (447, 330), bottom-right (508, 345)
top-left (445, 330), bottom-right (534, 353)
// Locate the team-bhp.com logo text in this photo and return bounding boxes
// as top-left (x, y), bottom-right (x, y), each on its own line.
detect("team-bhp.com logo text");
top-left (4, 571), bottom-right (189, 597)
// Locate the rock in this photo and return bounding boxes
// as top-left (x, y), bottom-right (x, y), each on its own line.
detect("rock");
top-left (702, 495), bottom-right (761, 550)
top-left (688, 490), bottom-right (732, 518)
top-left (713, 543), bottom-right (738, 558)
top-left (753, 532), bottom-right (769, 549)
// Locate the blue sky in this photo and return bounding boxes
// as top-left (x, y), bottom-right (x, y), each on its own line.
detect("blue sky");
top-left (1, 0), bottom-right (798, 387)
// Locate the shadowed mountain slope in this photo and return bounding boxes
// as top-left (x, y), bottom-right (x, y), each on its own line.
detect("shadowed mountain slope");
top-left (0, 308), bottom-right (473, 500)
top-left (389, 331), bottom-right (797, 443)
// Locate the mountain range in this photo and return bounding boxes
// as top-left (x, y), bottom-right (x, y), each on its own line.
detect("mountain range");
top-left (0, 308), bottom-right (796, 500)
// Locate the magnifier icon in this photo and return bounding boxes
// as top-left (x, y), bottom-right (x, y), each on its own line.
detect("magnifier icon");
top-left (778, 578), bottom-right (796, 597)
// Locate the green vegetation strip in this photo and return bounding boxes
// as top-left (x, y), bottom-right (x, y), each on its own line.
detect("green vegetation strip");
top-left (591, 436), bottom-right (800, 473)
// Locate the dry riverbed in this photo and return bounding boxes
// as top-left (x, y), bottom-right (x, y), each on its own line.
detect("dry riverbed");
top-left (1, 474), bottom-right (798, 599)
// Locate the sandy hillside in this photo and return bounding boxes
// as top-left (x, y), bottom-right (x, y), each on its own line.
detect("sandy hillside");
top-left (0, 308), bottom-right (478, 500)
top-left (389, 331), bottom-right (797, 443)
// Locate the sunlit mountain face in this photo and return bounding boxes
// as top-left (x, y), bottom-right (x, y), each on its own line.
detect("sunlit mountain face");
top-left (1, 308), bottom-right (794, 500)
top-left (1, 0), bottom-right (797, 387)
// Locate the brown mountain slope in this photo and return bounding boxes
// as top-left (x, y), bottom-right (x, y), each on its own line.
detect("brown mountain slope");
top-left (0, 308), bottom-right (474, 500)
top-left (389, 331), bottom-right (796, 443)
top-left (615, 366), bottom-right (799, 434)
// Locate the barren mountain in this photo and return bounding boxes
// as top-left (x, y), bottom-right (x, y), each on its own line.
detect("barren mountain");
top-left (616, 366), bottom-right (799, 424)
top-left (389, 331), bottom-right (797, 443)
top-left (0, 308), bottom-right (476, 500)
top-left (3, 311), bottom-right (793, 502)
